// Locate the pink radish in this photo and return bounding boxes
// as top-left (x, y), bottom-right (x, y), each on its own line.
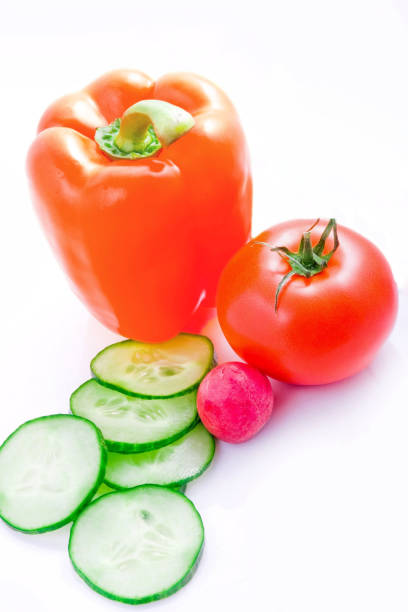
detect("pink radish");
top-left (197, 362), bottom-right (274, 443)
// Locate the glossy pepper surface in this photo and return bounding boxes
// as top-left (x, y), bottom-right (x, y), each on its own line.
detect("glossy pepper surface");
top-left (27, 70), bottom-right (252, 341)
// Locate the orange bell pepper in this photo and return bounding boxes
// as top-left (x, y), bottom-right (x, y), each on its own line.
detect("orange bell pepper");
top-left (27, 70), bottom-right (252, 341)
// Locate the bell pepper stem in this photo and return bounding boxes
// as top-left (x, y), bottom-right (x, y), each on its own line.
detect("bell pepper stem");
top-left (116, 100), bottom-right (195, 151)
top-left (95, 100), bottom-right (195, 160)
top-left (114, 111), bottom-right (153, 154)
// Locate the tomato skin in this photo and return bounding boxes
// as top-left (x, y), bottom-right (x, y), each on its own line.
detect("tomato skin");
top-left (216, 219), bottom-right (398, 385)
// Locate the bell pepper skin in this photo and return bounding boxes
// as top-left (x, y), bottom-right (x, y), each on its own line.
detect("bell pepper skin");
top-left (27, 70), bottom-right (252, 341)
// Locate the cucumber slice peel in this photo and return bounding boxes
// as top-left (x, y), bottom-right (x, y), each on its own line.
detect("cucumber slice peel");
top-left (70, 379), bottom-right (199, 453)
top-left (91, 333), bottom-right (214, 399)
top-left (93, 480), bottom-right (187, 498)
top-left (94, 482), bottom-right (188, 497)
top-left (69, 485), bottom-right (204, 604)
top-left (0, 415), bottom-right (107, 534)
top-left (104, 423), bottom-right (215, 490)
top-left (93, 482), bottom-right (115, 500)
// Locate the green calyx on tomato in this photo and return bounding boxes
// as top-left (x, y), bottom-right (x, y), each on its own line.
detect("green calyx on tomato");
top-left (253, 218), bottom-right (339, 311)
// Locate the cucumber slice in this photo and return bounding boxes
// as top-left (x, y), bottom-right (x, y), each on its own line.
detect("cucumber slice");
top-left (94, 482), bottom-right (188, 501)
top-left (93, 482), bottom-right (115, 500)
top-left (92, 481), bottom-right (184, 500)
top-left (104, 423), bottom-right (215, 490)
top-left (91, 333), bottom-right (213, 398)
top-left (70, 379), bottom-right (198, 453)
top-left (0, 415), bottom-right (106, 533)
top-left (69, 485), bottom-right (204, 604)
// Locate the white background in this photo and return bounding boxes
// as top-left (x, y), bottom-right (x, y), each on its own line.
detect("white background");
top-left (1, 1), bottom-right (408, 610)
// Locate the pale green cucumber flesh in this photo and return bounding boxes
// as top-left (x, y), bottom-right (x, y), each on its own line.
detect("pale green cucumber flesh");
top-left (91, 333), bottom-right (214, 398)
top-left (104, 423), bottom-right (215, 490)
top-left (0, 415), bottom-right (107, 533)
top-left (70, 379), bottom-right (198, 453)
top-left (69, 485), bottom-right (204, 604)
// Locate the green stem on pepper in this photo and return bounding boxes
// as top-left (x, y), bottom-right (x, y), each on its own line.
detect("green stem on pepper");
top-left (95, 100), bottom-right (195, 160)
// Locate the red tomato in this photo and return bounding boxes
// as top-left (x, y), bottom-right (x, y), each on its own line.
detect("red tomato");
top-left (216, 219), bottom-right (398, 385)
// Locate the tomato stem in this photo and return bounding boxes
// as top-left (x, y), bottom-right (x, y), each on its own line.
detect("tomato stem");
top-left (253, 218), bottom-right (340, 312)
top-left (300, 232), bottom-right (315, 268)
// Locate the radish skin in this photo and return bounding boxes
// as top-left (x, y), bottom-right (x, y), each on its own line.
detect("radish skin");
top-left (197, 362), bottom-right (274, 443)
